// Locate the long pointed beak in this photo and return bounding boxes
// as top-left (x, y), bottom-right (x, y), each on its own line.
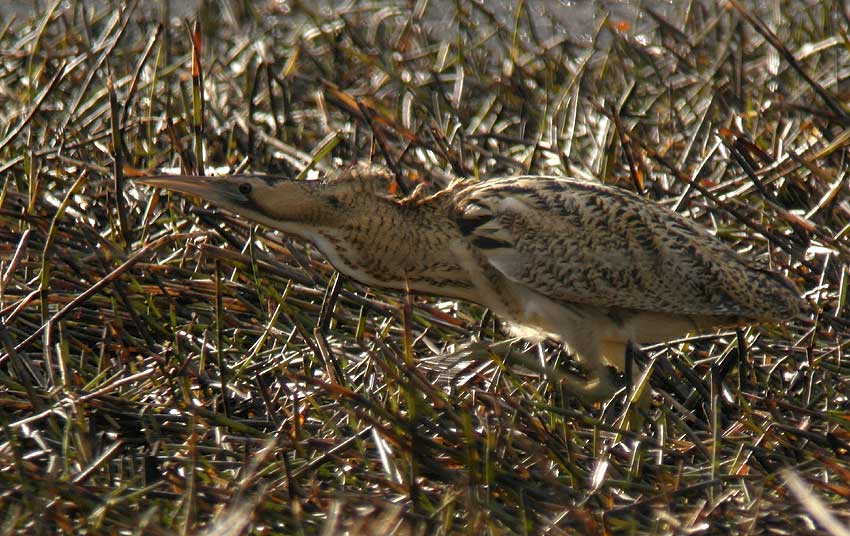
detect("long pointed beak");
top-left (136, 175), bottom-right (245, 206)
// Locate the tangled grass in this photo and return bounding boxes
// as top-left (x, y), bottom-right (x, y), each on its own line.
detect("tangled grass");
top-left (1, 1), bottom-right (849, 534)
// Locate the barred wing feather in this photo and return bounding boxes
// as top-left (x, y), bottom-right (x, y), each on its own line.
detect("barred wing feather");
top-left (453, 176), bottom-right (800, 322)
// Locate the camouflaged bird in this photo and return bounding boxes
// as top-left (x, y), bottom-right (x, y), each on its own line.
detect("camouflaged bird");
top-left (139, 163), bottom-right (802, 399)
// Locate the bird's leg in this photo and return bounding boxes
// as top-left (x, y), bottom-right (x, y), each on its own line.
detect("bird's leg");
top-left (625, 345), bottom-right (634, 395)
top-left (527, 344), bottom-right (620, 403)
top-left (617, 343), bottom-right (656, 430)
top-left (625, 342), bottom-right (638, 395)
top-left (437, 339), bottom-right (620, 402)
top-left (568, 369), bottom-right (620, 403)
top-left (557, 339), bottom-right (624, 402)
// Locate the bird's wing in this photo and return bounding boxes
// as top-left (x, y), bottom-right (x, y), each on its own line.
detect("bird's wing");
top-left (452, 176), bottom-right (799, 321)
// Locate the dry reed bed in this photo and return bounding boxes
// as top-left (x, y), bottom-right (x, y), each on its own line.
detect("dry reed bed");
top-left (0, 1), bottom-right (848, 534)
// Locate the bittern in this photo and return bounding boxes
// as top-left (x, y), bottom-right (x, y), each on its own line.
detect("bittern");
top-left (139, 164), bottom-right (801, 400)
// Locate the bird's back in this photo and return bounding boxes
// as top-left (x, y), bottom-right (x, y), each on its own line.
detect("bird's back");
top-left (448, 176), bottom-right (801, 324)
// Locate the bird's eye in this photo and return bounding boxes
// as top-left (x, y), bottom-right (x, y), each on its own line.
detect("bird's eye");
top-left (238, 183), bottom-right (252, 195)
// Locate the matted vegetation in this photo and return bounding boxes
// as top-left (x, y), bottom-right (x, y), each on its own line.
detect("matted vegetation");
top-left (1, 1), bottom-right (849, 534)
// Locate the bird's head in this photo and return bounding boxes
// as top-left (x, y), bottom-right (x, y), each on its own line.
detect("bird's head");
top-left (137, 164), bottom-right (399, 235)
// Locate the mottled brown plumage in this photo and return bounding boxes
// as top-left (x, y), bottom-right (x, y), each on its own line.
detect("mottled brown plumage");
top-left (139, 163), bottom-right (801, 400)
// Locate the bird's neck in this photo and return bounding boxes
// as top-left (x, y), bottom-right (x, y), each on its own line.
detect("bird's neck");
top-left (297, 200), bottom-right (472, 298)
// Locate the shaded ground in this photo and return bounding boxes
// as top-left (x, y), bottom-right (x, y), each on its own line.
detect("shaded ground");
top-left (1, 1), bottom-right (849, 534)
